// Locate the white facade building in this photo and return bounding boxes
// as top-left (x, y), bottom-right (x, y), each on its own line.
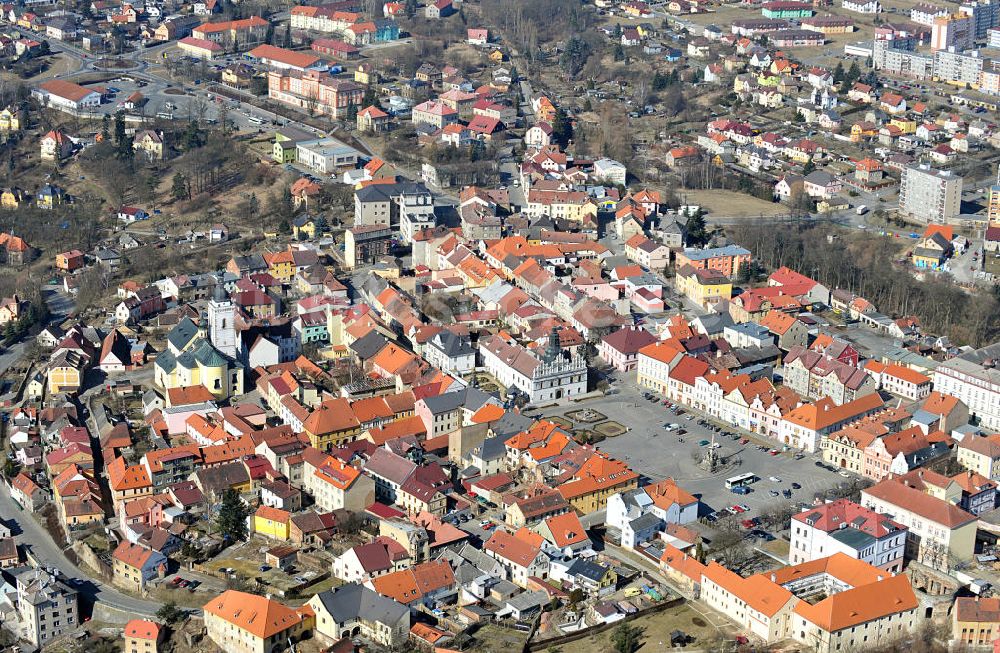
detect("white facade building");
top-left (789, 499), bottom-right (907, 571)
top-left (933, 344), bottom-right (1000, 430)
top-left (899, 163), bottom-right (963, 223)
top-left (479, 331), bottom-right (586, 403)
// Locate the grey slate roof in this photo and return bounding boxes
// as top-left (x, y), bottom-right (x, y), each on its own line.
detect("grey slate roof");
top-left (473, 435), bottom-right (506, 462)
top-left (421, 390), bottom-right (466, 415)
top-left (567, 558), bottom-right (612, 583)
top-left (314, 583), bottom-right (408, 627)
top-left (350, 330), bottom-right (389, 361)
top-left (505, 589), bottom-right (548, 612)
top-left (627, 511), bottom-right (663, 535)
top-left (166, 317), bottom-right (199, 352)
top-left (490, 411), bottom-right (534, 438)
top-left (430, 331), bottom-right (473, 358)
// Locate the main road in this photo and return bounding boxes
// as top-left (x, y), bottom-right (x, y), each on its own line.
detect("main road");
top-left (0, 287), bottom-right (161, 616)
top-left (0, 475), bottom-right (161, 616)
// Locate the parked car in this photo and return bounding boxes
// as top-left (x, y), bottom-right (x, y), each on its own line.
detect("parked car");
top-left (698, 439), bottom-right (710, 446)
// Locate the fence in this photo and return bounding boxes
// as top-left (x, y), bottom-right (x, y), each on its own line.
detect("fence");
top-left (525, 596), bottom-right (684, 652)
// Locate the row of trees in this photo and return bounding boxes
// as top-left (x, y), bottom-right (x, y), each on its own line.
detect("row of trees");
top-left (728, 222), bottom-right (1000, 347)
top-left (479, 0), bottom-right (596, 66)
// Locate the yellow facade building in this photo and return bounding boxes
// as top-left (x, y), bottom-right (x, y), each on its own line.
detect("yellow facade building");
top-left (253, 505), bottom-right (291, 540)
top-left (154, 313), bottom-right (244, 401)
top-left (674, 264), bottom-right (733, 308)
top-left (203, 591), bottom-right (308, 653)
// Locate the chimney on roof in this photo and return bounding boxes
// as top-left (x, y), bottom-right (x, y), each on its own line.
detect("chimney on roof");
top-left (771, 573), bottom-right (776, 582)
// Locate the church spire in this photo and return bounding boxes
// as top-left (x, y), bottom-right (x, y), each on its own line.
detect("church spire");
top-left (542, 326), bottom-right (561, 364)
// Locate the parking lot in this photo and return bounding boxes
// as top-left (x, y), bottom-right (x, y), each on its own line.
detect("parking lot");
top-left (542, 376), bottom-right (853, 524)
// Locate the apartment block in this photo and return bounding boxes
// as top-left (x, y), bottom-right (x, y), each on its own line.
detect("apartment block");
top-left (14, 569), bottom-right (79, 648)
top-left (899, 164), bottom-right (962, 223)
top-left (933, 47), bottom-right (985, 85)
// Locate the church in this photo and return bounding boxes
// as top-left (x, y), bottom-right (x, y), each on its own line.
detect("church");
top-left (154, 283), bottom-right (244, 400)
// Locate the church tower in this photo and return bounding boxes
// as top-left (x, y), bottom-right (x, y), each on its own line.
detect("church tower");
top-left (208, 276), bottom-right (237, 359)
top-left (541, 326), bottom-right (562, 364)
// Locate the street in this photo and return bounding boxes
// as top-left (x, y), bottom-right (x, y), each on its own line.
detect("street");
top-left (0, 288), bottom-right (162, 617)
top-left (0, 481), bottom-right (161, 617)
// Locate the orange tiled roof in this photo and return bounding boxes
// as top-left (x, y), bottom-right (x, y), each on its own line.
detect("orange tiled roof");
top-left (371, 560), bottom-right (455, 604)
top-left (202, 590), bottom-right (303, 639)
top-left (784, 394), bottom-right (884, 431)
top-left (647, 478), bottom-right (697, 511)
top-left (107, 456), bottom-right (152, 492)
top-left (314, 459), bottom-right (362, 490)
top-left (485, 529), bottom-right (540, 567)
top-left (124, 620), bottom-right (161, 641)
top-left (638, 341), bottom-right (684, 365)
top-left (556, 451), bottom-right (637, 501)
top-left (303, 398), bottom-right (360, 435)
top-left (255, 504), bottom-right (290, 523)
top-left (540, 512), bottom-right (588, 548)
top-left (167, 385), bottom-right (215, 406)
top-left (471, 403), bottom-right (505, 423)
top-left (793, 573), bottom-right (916, 633)
top-left (702, 561), bottom-right (793, 618)
top-left (660, 543), bottom-right (706, 583)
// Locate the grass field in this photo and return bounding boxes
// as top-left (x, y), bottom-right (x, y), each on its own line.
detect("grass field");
top-left (570, 603), bottom-right (729, 653)
top-left (469, 623), bottom-right (530, 653)
top-left (679, 189), bottom-right (788, 218)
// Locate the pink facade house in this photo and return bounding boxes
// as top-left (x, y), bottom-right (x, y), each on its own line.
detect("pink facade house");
top-left (632, 288), bottom-right (665, 313)
top-left (862, 427), bottom-right (947, 481)
top-left (599, 327), bottom-right (657, 372)
top-left (571, 276), bottom-right (620, 302)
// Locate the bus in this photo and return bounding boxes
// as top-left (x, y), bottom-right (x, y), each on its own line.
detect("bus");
top-left (725, 473), bottom-right (759, 489)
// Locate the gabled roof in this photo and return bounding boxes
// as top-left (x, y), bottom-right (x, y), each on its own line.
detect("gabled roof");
top-left (794, 573), bottom-right (916, 633)
top-left (485, 529), bottom-right (540, 566)
top-left (202, 590), bottom-right (303, 639)
top-left (370, 559), bottom-right (454, 604)
top-left (863, 478), bottom-right (977, 528)
top-left (602, 326), bottom-right (657, 355)
top-left (312, 583), bottom-right (408, 627)
top-left (702, 561), bottom-right (793, 618)
top-left (539, 511), bottom-right (589, 548)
